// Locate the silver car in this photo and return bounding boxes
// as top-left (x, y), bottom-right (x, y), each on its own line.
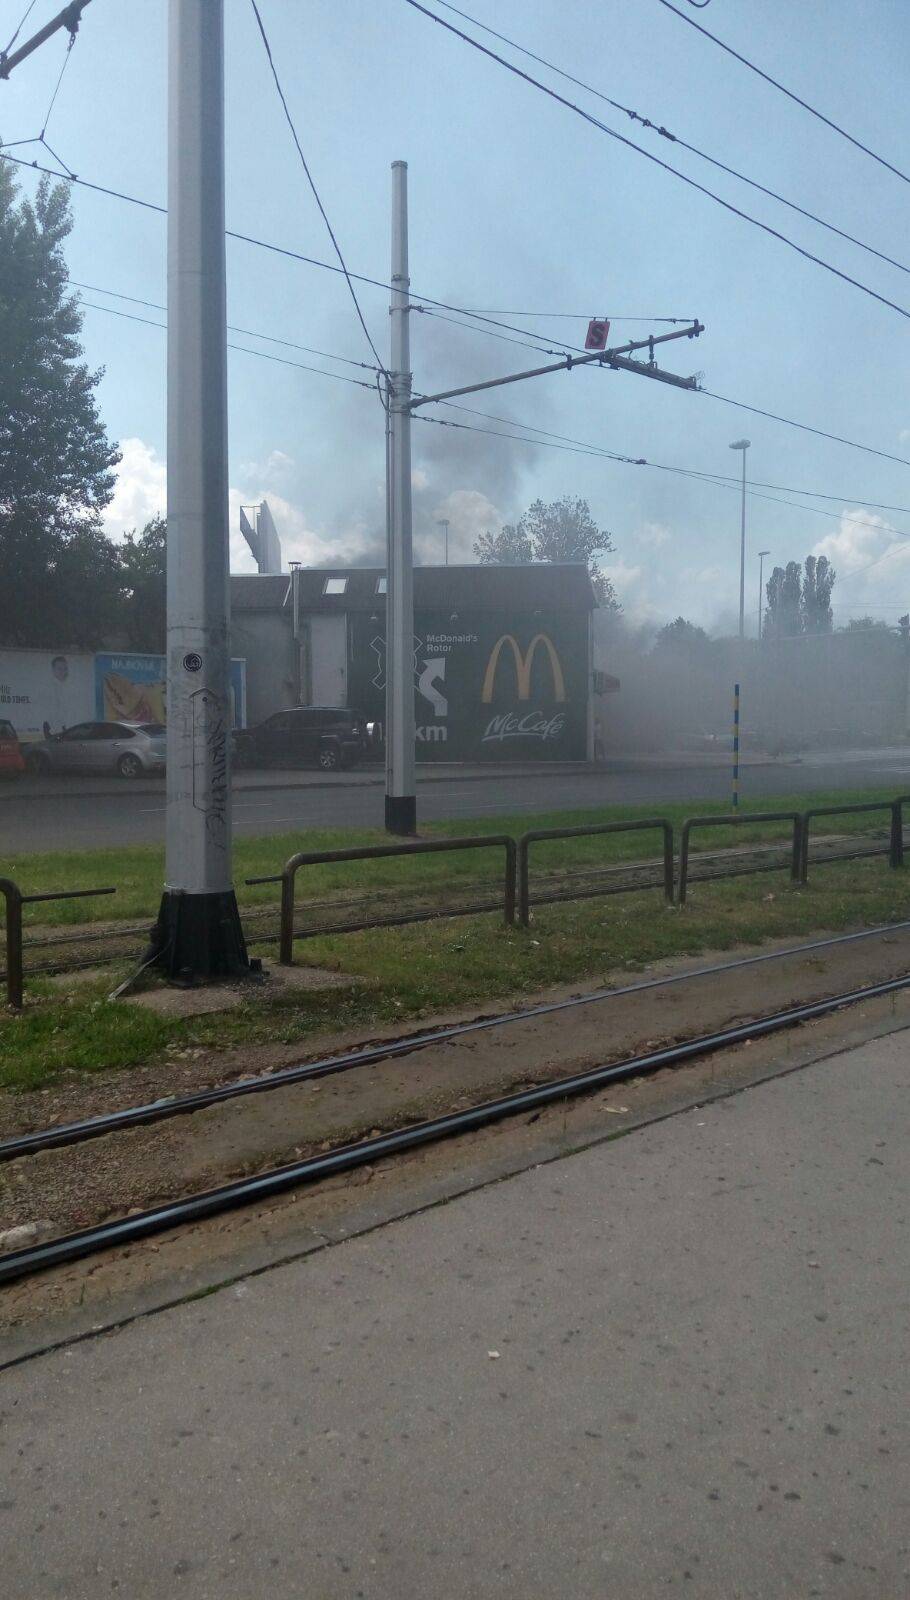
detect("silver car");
top-left (24, 721), bottom-right (167, 779)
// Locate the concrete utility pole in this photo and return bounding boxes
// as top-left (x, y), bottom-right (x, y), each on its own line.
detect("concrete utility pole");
top-left (385, 161), bottom-right (417, 835)
top-left (730, 439), bottom-right (751, 640)
top-left (381, 168), bottom-right (702, 833)
top-left (153, 0), bottom-right (250, 976)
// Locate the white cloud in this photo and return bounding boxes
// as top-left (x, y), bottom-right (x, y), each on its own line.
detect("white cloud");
top-left (811, 507), bottom-right (910, 616)
top-left (899, 429), bottom-right (910, 447)
top-left (102, 437), bottom-right (166, 540)
top-left (811, 506), bottom-right (896, 573)
top-left (634, 520), bottom-right (671, 548)
top-left (415, 488), bottom-right (504, 564)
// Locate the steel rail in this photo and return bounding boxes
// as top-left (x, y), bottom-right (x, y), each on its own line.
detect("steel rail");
top-left (1, 967), bottom-right (908, 1285)
top-left (3, 919), bottom-right (910, 1164)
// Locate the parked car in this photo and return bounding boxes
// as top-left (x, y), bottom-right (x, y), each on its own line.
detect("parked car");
top-left (23, 721), bottom-right (166, 779)
top-left (233, 706), bottom-right (367, 770)
top-left (0, 719), bottom-right (25, 779)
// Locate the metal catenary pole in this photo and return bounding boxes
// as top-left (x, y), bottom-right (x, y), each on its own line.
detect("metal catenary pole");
top-left (153, 0), bottom-right (250, 976)
top-left (385, 160), bottom-right (417, 835)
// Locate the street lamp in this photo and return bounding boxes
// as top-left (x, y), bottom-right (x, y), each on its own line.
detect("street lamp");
top-left (757, 549), bottom-right (770, 641)
top-left (729, 439), bottom-right (750, 639)
top-left (436, 518), bottom-right (449, 566)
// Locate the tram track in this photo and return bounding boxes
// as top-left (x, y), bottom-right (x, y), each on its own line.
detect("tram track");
top-left (3, 917), bottom-right (909, 1165)
top-left (0, 959), bottom-right (908, 1287)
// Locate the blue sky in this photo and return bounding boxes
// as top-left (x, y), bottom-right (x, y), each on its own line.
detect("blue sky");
top-left (3, 0), bottom-right (909, 629)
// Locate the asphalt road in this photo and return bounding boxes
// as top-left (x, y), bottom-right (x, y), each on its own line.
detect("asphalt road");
top-left (1, 747), bottom-right (908, 852)
top-left (2, 1030), bottom-right (906, 1598)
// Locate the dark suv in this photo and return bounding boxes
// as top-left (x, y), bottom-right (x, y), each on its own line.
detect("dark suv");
top-left (233, 706), bottom-right (367, 770)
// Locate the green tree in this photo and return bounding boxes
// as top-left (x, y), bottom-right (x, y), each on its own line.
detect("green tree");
top-left (801, 554), bottom-right (835, 633)
top-left (0, 165), bottom-right (120, 647)
top-left (651, 616), bottom-right (712, 658)
top-left (839, 616), bottom-right (892, 633)
top-left (475, 495), bottom-right (619, 609)
top-left (765, 560), bottom-right (804, 639)
top-left (764, 556), bottom-right (836, 638)
top-left (473, 523), bottom-right (532, 565)
top-left (118, 516), bottom-right (167, 651)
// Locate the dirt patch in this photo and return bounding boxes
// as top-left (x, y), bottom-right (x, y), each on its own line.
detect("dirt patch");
top-left (2, 926), bottom-right (909, 1250)
top-left (122, 964), bottom-right (350, 1017)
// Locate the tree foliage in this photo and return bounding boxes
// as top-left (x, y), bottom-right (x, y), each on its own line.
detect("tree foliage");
top-left (474, 495), bottom-right (619, 609)
top-left (764, 555), bottom-right (836, 639)
top-left (651, 616), bottom-right (712, 658)
top-left (0, 165), bottom-right (120, 647)
top-left (801, 554), bottom-right (835, 634)
top-left (839, 616), bottom-right (892, 634)
top-left (118, 516), bottom-right (167, 650)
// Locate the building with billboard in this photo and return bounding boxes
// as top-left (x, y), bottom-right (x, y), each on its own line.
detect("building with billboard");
top-left (230, 563), bottom-right (598, 762)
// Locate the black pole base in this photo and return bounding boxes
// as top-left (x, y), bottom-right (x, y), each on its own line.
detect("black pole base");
top-left (149, 889), bottom-right (254, 983)
top-left (385, 793), bottom-right (417, 836)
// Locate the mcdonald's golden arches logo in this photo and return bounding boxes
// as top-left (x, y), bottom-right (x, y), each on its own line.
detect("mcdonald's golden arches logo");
top-left (481, 633), bottom-right (566, 704)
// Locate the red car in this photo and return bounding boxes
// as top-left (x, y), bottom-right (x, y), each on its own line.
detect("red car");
top-left (0, 720), bottom-right (25, 778)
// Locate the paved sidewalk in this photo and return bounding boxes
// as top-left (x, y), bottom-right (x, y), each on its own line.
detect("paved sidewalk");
top-left (2, 1031), bottom-right (907, 1597)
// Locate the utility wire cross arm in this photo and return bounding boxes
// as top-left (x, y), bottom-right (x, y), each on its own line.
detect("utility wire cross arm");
top-left (1, 0), bottom-right (90, 78)
top-left (407, 320), bottom-right (704, 410)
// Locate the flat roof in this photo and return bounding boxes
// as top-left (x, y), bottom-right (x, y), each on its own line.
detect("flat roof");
top-left (231, 562), bottom-right (596, 614)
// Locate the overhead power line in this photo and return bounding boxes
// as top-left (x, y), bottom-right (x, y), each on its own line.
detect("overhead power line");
top-left (0, 0), bottom-right (89, 78)
top-left (247, 0), bottom-right (386, 377)
top-left (72, 280), bottom-right (381, 370)
top-left (401, 0), bottom-right (910, 323)
top-left (0, 6), bottom-right (81, 175)
top-left (2, 1), bottom-right (39, 57)
top-left (5, 150), bottom-right (908, 477)
top-left (77, 291), bottom-right (909, 544)
top-left (78, 298), bottom-right (377, 390)
top-left (75, 274), bottom-right (908, 512)
top-left (412, 406), bottom-right (908, 544)
top-left (656, 0), bottom-right (910, 187)
top-left (431, 1), bottom-right (909, 279)
top-left (698, 390), bottom-right (910, 472)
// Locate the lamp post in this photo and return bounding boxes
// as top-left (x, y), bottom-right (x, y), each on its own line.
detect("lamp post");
top-left (757, 549), bottom-right (770, 641)
top-left (729, 439), bottom-right (750, 639)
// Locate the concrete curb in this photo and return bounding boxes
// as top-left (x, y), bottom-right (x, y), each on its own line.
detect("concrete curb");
top-left (0, 756), bottom-right (794, 804)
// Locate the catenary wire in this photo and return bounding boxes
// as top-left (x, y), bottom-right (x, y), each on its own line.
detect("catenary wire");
top-left (410, 411), bottom-right (910, 540)
top-left (78, 300), bottom-right (376, 389)
top-left (71, 280), bottom-right (381, 370)
top-left (248, 0), bottom-right (387, 378)
top-left (38, 23), bottom-right (75, 135)
top-left (80, 287), bottom-right (905, 542)
top-left (4, 150), bottom-right (907, 475)
top-left (400, 0), bottom-right (910, 322)
top-left (431, 0), bottom-right (909, 278)
top-left (64, 298), bottom-right (910, 569)
top-left (75, 282), bottom-right (907, 516)
top-left (1, 0), bottom-right (37, 56)
top-left (656, 0), bottom-right (910, 186)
